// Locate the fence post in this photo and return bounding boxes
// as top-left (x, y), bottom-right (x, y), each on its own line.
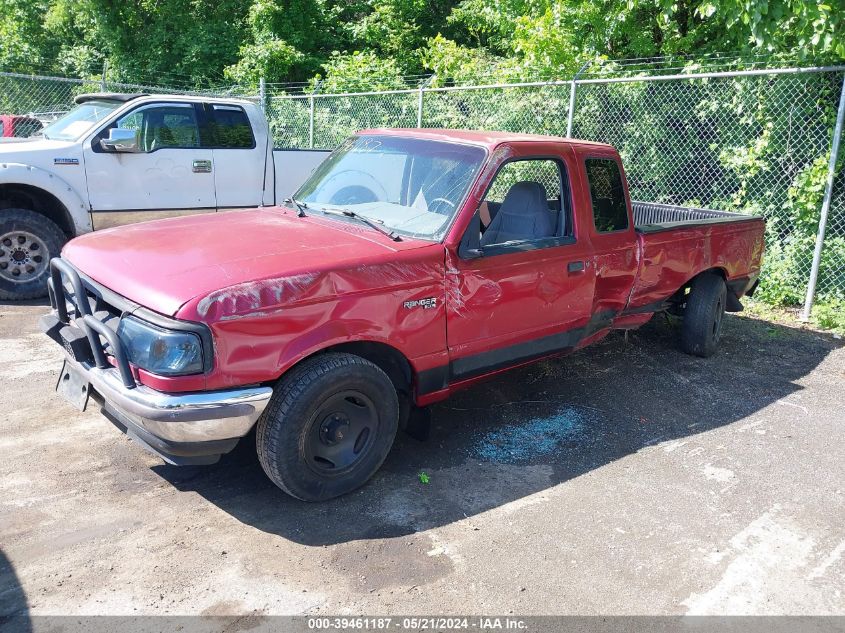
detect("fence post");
top-left (567, 61), bottom-right (590, 138)
top-left (801, 73), bottom-right (845, 321)
top-left (417, 75), bottom-right (435, 127)
top-left (309, 79), bottom-right (322, 149)
top-left (101, 61), bottom-right (108, 91)
top-left (259, 77), bottom-right (266, 114)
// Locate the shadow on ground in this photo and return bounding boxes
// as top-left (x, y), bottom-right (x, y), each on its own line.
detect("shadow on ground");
top-left (154, 314), bottom-right (839, 546)
top-left (0, 298), bottom-right (49, 308)
top-left (0, 549), bottom-right (31, 633)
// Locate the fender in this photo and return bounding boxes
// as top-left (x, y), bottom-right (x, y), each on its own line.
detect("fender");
top-left (0, 162), bottom-right (92, 234)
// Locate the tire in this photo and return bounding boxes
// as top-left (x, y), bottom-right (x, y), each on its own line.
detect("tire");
top-left (680, 272), bottom-right (727, 358)
top-left (0, 208), bottom-right (67, 301)
top-left (256, 353), bottom-right (400, 501)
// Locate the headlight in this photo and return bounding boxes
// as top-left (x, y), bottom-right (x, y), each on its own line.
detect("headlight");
top-left (117, 315), bottom-right (204, 376)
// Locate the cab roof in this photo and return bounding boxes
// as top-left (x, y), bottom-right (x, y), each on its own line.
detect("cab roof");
top-left (75, 93), bottom-right (147, 104)
top-left (358, 127), bottom-right (615, 151)
top-left (73, 93), bottom-right (253, 106)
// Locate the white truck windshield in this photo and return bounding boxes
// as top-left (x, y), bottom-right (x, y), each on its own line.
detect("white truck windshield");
top-left (296, 135), bottom-right (486, 240)
top-left (41, 100), bottom-right (122, 141)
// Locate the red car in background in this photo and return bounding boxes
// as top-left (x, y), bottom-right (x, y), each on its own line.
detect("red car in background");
top-left (0, 114), bottom-right (43, 139)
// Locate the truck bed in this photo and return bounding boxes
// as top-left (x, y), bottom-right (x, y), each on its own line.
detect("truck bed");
top-left (632, 201), bottom-right (759, 232)
top-left (626, 201), bottom-right (766, 312)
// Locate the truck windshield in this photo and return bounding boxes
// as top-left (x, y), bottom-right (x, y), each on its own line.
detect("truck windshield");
top-left (41, 100), bottom-right (122, 141)
top-left (296, 135), bottom-right (486, 240)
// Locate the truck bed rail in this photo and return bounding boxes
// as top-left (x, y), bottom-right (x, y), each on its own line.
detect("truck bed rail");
top-left (632, 201), bottom-right (761, 232)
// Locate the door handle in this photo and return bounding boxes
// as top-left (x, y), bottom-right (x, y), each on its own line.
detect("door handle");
top-left (192, 159), bottom-right (212, 173)
top-left (568, 261), bottom-right (585, 273)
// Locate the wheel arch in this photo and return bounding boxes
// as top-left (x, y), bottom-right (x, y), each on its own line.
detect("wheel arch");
top-left (271, 339), bottom-right (418, 431)
top-left (668, 266), bottom-right (730, 306)
top-left (302, 341), bottom-right (414, 396)
top-left (0, 163), bottom-right (91, 237)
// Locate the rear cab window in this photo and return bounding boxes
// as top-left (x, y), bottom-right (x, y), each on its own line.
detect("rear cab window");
top-left (585, 157), bottom-right (629, 233)
top-left (203, 104), bottom-right (255, 149)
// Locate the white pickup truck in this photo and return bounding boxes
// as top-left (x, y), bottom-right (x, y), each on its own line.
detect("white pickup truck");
top-left (0, 92), bottom-right (326, 300)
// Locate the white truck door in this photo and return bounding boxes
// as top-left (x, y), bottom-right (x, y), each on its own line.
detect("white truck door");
top-left (272, 149), bottom-right (331, 200)
top-left (83, 102), bottom-right (216, 226)
top-left (207, 104), bottom-right (265, 208)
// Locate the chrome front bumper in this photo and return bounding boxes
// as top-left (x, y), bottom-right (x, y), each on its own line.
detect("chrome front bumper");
top-left (41, 257), bottom-right (273, 465)
top-left (46, 336), bottom-right (273, 465)
top-left (64, 353), bottom-right (272, 443)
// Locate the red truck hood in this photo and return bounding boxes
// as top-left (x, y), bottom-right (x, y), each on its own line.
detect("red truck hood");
top-left (63, 208), bottom-right (438, 319)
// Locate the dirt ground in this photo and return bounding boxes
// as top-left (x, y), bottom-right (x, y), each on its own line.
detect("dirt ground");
top-left (1, 301), bottom-right (844, 622)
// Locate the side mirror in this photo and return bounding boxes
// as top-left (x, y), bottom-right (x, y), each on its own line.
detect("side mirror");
top-left (100, 128), bottom-right (140, 153)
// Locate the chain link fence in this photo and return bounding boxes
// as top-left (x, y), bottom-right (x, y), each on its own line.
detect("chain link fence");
top-left (1, 65), bottom-right (843, 315)
top-left (0, 71), bottom-right (254, 130)
top-left (266, 67), bottom-right (845, 312)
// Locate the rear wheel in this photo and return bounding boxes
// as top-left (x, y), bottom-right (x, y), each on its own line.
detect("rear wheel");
top-left (256, 353), bottom-right (399, 501)
top-left (680, 272), bottom-right (727, 358)
top-left (0, 208), bottom-right (66, 301)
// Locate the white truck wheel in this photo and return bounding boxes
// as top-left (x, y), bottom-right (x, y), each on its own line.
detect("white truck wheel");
top-left (0, 208), bottom-right (67, 301)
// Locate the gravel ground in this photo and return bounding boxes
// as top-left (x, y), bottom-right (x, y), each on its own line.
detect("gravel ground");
top-left (1, 301), bottom-right (844, 623)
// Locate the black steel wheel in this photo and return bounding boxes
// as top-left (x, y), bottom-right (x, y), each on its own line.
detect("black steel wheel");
top-left (680, 272), bottom-right (727, 358)
top-left (304, 390), bottom-right (380, 474)
top-left (257, 353), bottom-right (399, 501)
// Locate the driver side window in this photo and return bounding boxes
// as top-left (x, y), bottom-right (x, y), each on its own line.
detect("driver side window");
top-left (475, 159), bottom-right (569, 249)
top-left (114, 104), bottom-right (200, 152)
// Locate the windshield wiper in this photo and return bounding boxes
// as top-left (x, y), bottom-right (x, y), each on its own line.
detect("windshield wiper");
top-left (320, 207), bottom-right (402, 242)
top-left (283, 197), bottom-right (308, 217)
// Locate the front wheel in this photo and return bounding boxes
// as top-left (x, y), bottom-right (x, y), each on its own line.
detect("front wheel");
top-left (680, 272), bottom-right (727, 358)
top-left (256, 353), bottom-right (399, 501)
top-left (0, 208), bottom-right (67, 301)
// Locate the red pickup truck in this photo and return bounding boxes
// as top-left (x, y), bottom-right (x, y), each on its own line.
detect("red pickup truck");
top-left (40, 129), bottom-right (764, 501)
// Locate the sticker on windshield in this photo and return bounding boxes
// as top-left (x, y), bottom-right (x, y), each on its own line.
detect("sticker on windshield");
top-left (403, 297), bottom-right (438, 310)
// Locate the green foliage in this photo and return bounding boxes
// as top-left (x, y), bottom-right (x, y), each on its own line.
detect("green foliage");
top-left (226, 39), bottom-right (305, 88)
top-left (314, 51), bottom-right (407, 93)
top-left (3, 0), bottom-right (843, 88)
top-left (698, 0), bottom-right (845, 58)
top-left (0, 0), bottom-right (51, 71)
top-left (812, 297), bottom-right (845, 334)
top-left (1, 0), bottom-right (844, 309)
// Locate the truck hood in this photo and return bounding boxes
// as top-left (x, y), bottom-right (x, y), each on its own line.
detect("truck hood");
top-left (63, 208), bottom-right (440, 319)
top-left (0, 137), bottom-right (82, 164)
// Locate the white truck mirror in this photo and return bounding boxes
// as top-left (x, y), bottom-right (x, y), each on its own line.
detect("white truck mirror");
top-left (100, 128), bottom-right (140, 153)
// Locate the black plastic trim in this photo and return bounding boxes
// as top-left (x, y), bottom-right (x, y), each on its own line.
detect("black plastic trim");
top-left (417, 366), bottom-right (449, 394)
top-left (621, 299), bottom-right (669, 316)
top-left (450, 311), bottom-right (614, 381)
top-left (417, 311), bottom-right (618, 394)
top-left (100, 400), bottom-right (236, 465)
